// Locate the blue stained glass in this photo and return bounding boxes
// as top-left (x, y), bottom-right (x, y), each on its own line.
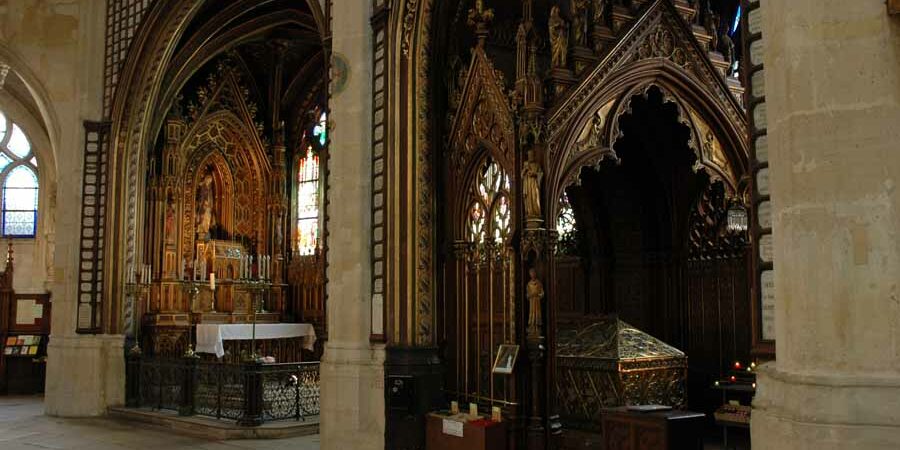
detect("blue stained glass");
top-left (3, 166), bottom-right (38, 237)
top-left (731, 5), bottom-right (742, 36)
top-left (313, 112), bottom-right (327, 147)
top-left (3, 211), bottom-right (35, 236)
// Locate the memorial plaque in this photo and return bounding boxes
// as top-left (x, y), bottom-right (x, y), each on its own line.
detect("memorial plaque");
top-left (78, 303), bottom-right (93, 330)
top-left (749, 7), bottom-right (763, 34)
top-left (755, 135), bottom-right (768, 163)
top-left (750, 40), bottom-right (765, 66)
top-left (760, 234), bottom-right (773, 263)
top-left (752, 70), bottom-right (766, 100)
top-left (753, 103), bottom-right (768, 130)
top-left (372, 293), bottom-right (384, 335)
top-left (757, 201), bottom-right (772, 229)
top-left (761, 270), bottom-right (776, 341)
top-left (757, 168), bottom-right (770, 196)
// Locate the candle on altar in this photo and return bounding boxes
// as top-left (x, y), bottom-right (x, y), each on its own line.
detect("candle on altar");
top-left (210, 272), bottom-right (215, 290)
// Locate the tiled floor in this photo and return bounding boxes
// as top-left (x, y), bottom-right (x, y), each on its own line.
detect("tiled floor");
top-left (0, 396), bottom-right (320, 450)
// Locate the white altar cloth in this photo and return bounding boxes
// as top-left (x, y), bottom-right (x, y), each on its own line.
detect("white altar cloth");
top-left (196, 323), bottom-right (316, 358)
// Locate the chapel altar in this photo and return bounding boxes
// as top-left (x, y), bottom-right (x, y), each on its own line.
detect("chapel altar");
top-left (130, 60), bottom-right (326, 363)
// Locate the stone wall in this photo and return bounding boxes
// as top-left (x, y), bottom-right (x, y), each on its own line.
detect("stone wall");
top-left (0, 1), bottom-right (115, 416)
top-left (752, 1), bottom-right (900, 448)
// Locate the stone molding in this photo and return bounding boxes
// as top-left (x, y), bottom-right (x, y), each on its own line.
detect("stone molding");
top-left (754, 363), bottom-right (900, 428)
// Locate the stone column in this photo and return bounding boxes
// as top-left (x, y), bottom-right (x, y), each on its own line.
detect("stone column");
top-left (752, 1), bottom-right (900, 448)
top-left (319, 2), bottom-right (385, 450)
top-left (23, 0), bottom-right (125, 417)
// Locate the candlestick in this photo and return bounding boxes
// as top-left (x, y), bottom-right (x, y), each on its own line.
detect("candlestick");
top-left (210, 272), bottom-right (215, 290)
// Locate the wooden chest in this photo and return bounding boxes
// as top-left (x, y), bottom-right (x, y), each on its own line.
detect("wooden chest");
top-left (601, 407), bottom-right (705, 450)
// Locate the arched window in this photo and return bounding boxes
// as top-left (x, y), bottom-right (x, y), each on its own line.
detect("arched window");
top-left (0, 112), bottom-right (39, 237)
top-left (466, 159), bottom-right (511, 245)
top-left (296, 111), bottom-right (326, 255)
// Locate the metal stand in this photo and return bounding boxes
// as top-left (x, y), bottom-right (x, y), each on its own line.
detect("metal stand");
top-left (124, 280), bottom-right (150, 355)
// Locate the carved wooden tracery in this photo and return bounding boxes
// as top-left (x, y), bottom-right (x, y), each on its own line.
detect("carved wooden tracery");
top-left (442, 33), bottom-right (519, 408)
top-left (546, 0), bottom-right (749, 220)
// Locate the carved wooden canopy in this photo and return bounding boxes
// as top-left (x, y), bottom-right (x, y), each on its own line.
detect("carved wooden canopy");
top-left (545, 0), bottom-right (750, 219)
top-left (446, 40), bottom-right (517, 238)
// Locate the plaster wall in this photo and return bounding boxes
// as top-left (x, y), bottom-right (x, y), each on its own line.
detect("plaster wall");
top-left (753, 0), bottom-right (900, 448)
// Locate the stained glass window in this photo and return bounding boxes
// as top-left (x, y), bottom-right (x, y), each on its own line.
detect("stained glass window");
top-left (557, 192), bottom-right (576, 237)
top-left (296, 110), bottom-right (326, 255)
top-left (467, 159), bottom-right (511, 244)
top-left (0, 114), bottom-right (38, 238)
top-left (557, 192), bottom-right (579, 255)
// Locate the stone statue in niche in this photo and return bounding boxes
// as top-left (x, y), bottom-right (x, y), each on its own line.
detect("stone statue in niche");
top-left (522, 149), bottom-right (544, 224)
top-left (705, 7), bottom-right (720, 52)
top-left (571, 0), bottom-right (589, 47)
top-left (195, 168), bottom-right (216, 240)
top-left (593, 0), bottom-right (608, 26)
top-left (164, 192), bottom-right (176, 242)
top-left (720, 33), bottom-right (736, 74)
top-left (527, 268), bottom-right (544, 334)
top-left (549, 5), bottom-right (569, 69)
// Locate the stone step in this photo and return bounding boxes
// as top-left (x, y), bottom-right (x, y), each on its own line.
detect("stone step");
top-left (108, 406), bottom-right (319, 440)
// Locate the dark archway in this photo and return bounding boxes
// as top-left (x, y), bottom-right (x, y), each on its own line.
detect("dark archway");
top-left (557, 87), bottom-right (751, 417)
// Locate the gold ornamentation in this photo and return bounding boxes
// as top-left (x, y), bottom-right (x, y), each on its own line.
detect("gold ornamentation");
top-left (526, 268), bottom-right (544, 335)
top-left (549, 6), bottom-right (569, 69)
top-left (546, 0), bottom-right (748, 146)
top-left (556, 316), bottom-right (687, 430)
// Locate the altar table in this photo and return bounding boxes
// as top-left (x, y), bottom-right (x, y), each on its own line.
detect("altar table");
top-left (196, 323), bottom-right (316, 358)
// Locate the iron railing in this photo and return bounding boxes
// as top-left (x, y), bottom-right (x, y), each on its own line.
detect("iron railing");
top-left (126, 355), bottom-right (320, 425)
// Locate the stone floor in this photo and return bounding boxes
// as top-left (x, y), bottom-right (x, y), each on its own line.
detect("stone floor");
top-left (0, 396), bottom-right (321, 450)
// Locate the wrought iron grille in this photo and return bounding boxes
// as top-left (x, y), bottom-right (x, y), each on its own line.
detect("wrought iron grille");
top-left (126, 356), bottom-right (320, 424)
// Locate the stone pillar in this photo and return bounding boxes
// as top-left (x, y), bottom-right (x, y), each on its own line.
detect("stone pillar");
top-left (319, 2), bottom-right (385, 450)
top-left (26, 0), bottom-right (126, 417)
top-left (752, 1), bottom-right (900, 449)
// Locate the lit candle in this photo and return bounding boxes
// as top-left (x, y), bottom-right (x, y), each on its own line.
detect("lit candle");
top-left (210, 272), bottom-right (215, 290)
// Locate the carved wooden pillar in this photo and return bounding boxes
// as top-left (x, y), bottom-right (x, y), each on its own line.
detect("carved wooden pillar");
top-left (270, 124), bottom-right (287, 314)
